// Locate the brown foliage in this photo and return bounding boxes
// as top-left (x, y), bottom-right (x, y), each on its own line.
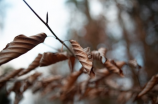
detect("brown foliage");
top-left (137, 74), bottom-right (158, 98)
top-left (40, 52), bottom-right (68, 66)
top-left (18, 54), bottom-right (42, 76)
top-left (70, 40), bottom-right (94, 77)
top-left (91, 47), bottom-right (107, 63)
top-left (68, 56), bottom-right (76, 72)
top-left (0, 68), bottom-right (23, 83)
top-left (0, 33), bottom-right (47, 66)
top-left (0, 31), bottom-right (154, 104)
top-left (104, 59), bottom-right (124, 77)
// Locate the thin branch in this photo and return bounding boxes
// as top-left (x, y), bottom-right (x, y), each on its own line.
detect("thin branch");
top-left (23, 0), bottom-right (74, 56)
top-left (43, 43), bottom-right (58, 51)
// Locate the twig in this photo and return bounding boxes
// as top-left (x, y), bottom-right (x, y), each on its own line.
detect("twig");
top-left (23, 0), bottom-right (74, 56)
top-left (42, 43), bottom-right (58, 51)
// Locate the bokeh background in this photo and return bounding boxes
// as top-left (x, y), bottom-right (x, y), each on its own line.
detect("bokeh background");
top-left (0, 0), bottom-right (158, 104)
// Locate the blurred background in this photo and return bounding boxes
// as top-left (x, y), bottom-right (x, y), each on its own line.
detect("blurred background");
top-left (0, 0), bottom-right (158, 104)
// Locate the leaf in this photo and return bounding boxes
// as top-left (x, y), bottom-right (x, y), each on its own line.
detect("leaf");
top-left (8, 81), bottom-right (22, 95)
top-left (83, 47), bottom-right (92, 59)
top-left (98, 47), bottom-right (107, 57)
top-left (0, 33), bottom-right (47, 66)
top-left (91, 47), bottom-right (107, 63)
top-left (41, 75), bottom-right (62, 83)
top-left (32, 75), bottom-right (61, 94)
top-left (104, 59), bottom-right (124, 77)
top-left (41, 83), bottom-right (61, 96)
top-left (18, 54), bottom-right (42, 76)
top-left (128, 59), bottom-right (141, 69)
top-left (115, 61), bottom-right (126, 69)
top-left (96, 68), bottom-right (110, 76)
top-left (8, 81), bottom-right (23, 104)
top-left (40, 52), bottom-right (68, 66)
top-left (89, 68), bottom-right (110, 84)
top-left (69, 40), bottom-right (93, 77)
top-left (137, 74), bottom-right (158, 98)
top-left (62, 68), bottom-right (83, 93)
top-left (68, 56), bottom-right (76, 73)
top-left (22, 72), bottom-right (42, 92)
top-left (0, 68), bottom-right (23, 83)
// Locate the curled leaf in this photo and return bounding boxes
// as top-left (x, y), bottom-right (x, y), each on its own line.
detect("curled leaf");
top-left (91, 47), bottom-right (107, 63)
top-left (104, 59), bottom-right (124, 77)
top-left (83, 47), bottom-right (92, 59)
top-left (0, 68), bottom-right (23, 83)
top-left (137, 74), bottom-right (158, 98)
top-left (18, 54), bottom-right (42, 76)
top-left (70, 40), bottom-right (93, 76)
top-left (98, 47), bottom-right (107, 57)
top-left (0, 33), bottom-right (47, 66)
top-left (40, 52), bottom-right (68, 66)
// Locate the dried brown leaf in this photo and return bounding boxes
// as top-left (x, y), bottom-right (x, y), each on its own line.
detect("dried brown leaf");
top-left (40, 52), bottom-right (68, 66)
top-left (115, 61), bottom-right (126, 69)
top-left (8, 81), bottom-right (22, 95)
top-left (41, 75), bottom-right (62, 83)
top-left (62, 68), bottom-right (83, 93)
top-left (128, 59), bottom-right (141, 69)
top-left (137, 74), bottom-right (158, 98)
top-left (22, 72), bottom-right (42, 92)
top-left (70, 40), bottom-right (93, 77)
top-left (83, 47), bottom-right (92, 59)
top-left (41, 83), bottom-right (61, 96)
top-left (117, 92), bottom-right (133, 103)
top-left (104, 59), bottom-right (124, 77)
top-left (98, 47), bottom-right (107, 57)
top-left (96, 68), bottom-right (110, 76)
top-left (32, 75), bottom-right (61, 93)
top-left (0, 33), bottom-right (47, 66)
top-left (18, 54), bottom-right (42, 76)
top-left (68, 56), bottom-right (76, 73)
top-left (91, 47), bottom-right (107, 64)
top-left (0, 68), bottom-right (23, 83)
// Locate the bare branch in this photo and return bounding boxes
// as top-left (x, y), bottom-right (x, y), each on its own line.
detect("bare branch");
top-left (23, 0), bottom-right (74, 56)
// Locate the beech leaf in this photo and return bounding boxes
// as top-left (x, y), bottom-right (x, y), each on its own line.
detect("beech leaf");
top-left (40, 52), bottom-right (68, 66)
top-left (0, 68), bottom-right (23, 83)
top-left (69, 40), bottom-right (93, 76)
top-left (68, 56), bottom-right (76, 73)
top-left (137, 74), bottom-right (158, 98)
top-left (104, 59), bottom-right (124, 77)
top-left (115, 61), bottom-right (126, 69)
top-left (91, 47), bottom-right (107, 64)
top-left (0, 33), bottom-right (47, 66)
top-left (18, 54), bottom-right (42, 76)
top-left (62, 68), bottom-right (83, 93)
top-left (128, 59), bottom-right (141, 69)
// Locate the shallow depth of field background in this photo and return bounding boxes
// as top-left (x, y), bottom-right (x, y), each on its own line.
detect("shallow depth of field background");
top-left (0, 0), bottom-right (158, 104)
